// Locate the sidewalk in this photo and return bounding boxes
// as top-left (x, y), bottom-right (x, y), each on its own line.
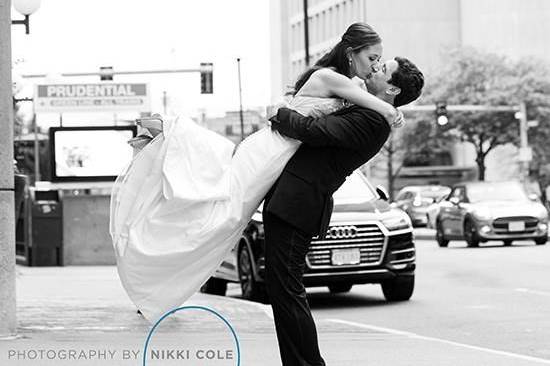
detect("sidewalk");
top-left (1, 265), bottom-right (548, 366)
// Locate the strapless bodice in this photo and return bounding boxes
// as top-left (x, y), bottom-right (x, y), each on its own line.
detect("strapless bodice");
top-left (288, 96), bottom-right (348, 118)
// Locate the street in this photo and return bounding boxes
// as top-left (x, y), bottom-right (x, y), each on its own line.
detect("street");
top-left (1, 235), bottom-right (550, 365)
top-left (227, 234), bottom-right (550, 364)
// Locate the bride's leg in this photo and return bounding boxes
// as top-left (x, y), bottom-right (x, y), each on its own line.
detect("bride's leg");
top-left (229, 128), bottom-right (301, 220)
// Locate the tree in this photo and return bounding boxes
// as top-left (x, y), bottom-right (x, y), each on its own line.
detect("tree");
top-left (372, 116), bottom-right (449, 200)
top-left (422, 48), bottom-right (533, 181)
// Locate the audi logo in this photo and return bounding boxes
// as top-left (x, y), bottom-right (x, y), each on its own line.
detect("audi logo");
top-left (327, 225), bottom-right (358, 239)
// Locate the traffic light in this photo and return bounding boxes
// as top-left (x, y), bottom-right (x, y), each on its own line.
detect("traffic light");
top-left (200, 62), bottom-right (213, 94)
top-left (100, 66), bottom-right (113, 81)
top-left (435, 101), bottom-right (448, 126)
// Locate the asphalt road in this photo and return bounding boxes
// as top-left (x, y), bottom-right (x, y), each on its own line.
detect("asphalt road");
top-left (227, 235), bottom-right (550, 364)
top-left (314, 237), bottom-right (550, 361)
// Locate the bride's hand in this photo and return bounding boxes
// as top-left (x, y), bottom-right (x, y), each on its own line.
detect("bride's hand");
top-left (391, 109), bottom-right (406, 128)
top-left (383, 107), bottom-right (405, 128)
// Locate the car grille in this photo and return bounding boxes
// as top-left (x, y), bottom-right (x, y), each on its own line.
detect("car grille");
top-left (492, 216), bottom-right (539, 234)
top-left (306, 223), bottom-right (385, 269)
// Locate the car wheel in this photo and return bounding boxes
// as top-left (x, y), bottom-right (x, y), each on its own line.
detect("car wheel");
top-left (200, 277), bottom-right (227, 296)
top-left (535, 237), bottom-right (548, 245)
top-left (328, 283), bottom-right (353, 294)
top-left (436, 220), bottom-right (449, 247)
top-left (503, 240), bottom-right (513, 246)
top-left (382, 275), bottom-right (414, 301)
top-left (238, 244), bottom-right (268, 303)
top-left (464, 219), bottom-right (480, 247)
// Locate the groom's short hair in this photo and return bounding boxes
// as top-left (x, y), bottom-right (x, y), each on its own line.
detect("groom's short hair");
top-left (390, 57), bottom-right (424, 107)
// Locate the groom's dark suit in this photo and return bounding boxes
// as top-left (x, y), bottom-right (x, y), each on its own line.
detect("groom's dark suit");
top-left (263, 105), bottom-right (391, 366)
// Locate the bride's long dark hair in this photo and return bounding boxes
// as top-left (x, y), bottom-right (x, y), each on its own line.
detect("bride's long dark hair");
top-left (293, 22), bottom-right (382, 94)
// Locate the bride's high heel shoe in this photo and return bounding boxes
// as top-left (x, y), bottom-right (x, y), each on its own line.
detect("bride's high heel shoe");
top-left (136, 115), bottom-right (163, 137)
top-left (129, 114), bottom-right (164, 156)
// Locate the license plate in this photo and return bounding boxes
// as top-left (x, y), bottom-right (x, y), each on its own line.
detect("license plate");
top-left (508, 221), bottom-right (525, 232)
top-left (331, 248), bottom-right (361, 265)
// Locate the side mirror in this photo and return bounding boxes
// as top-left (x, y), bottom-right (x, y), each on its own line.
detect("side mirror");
top-left (449, 197), bottom-right (460, 205)
top-left (376, 186), bottom-right (389, 201)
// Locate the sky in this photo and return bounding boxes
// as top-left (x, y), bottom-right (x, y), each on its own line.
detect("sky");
top-left (11, 0), bottom-right (272, 126)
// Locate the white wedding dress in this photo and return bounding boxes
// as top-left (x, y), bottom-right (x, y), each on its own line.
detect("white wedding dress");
top-left (109, 96), bottom-right (347, 322)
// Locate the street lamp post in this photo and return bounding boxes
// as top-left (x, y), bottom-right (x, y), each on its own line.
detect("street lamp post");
top-left (1, 0), bottom-right (17, 339)
top-left (237, 58), bottom-right (244, 142)
top-left (302, 0), bottom-right (310, 67)
top-left (1, 0), bottom-right (41, 339)
top-left (11, 0), bottom-right (40, 34)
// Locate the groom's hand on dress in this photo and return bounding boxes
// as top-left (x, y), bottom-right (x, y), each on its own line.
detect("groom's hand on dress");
top-left (268, 107), bottom-right (292, 132)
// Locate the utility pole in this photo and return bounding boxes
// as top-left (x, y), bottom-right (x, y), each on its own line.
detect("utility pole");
top-left (0, 0), bottom-right (17, 338)
top-left (237, 58), bottom-right (244, 142)
top-left (303, 0), bottom-right (310, 67)
top-left (518, 102), bottom-right (530, 182)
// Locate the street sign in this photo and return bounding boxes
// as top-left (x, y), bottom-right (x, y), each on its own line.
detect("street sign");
top-left (34, 83), bottom-right (151, 113)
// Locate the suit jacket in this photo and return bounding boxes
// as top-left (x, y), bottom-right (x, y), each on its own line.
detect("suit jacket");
top-left (264, 105), bottom-right (391, 239)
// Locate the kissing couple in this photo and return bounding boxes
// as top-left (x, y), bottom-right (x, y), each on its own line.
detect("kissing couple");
top-left (111, 22), bottom-right (424, 366)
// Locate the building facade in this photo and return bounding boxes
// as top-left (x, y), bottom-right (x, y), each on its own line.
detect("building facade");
top-left (271, 0), bottom-right (550, 97)
top-left (269, 0), bottom-right (550, 189)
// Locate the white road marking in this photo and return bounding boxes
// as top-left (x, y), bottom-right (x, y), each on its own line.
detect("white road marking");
top-left (515, 288), bottom-right (550, 297)
top-left (327, 318), bottom-right (550, 364)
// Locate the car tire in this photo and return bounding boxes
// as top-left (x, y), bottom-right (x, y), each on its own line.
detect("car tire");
top-left (200, 277), bottom-right (227, 296)
top-left (464, 219), bottom-right (480, 247)
top-left (503, 240), bottom-right (513, 246)
top-left (238, 244), bottom-right (268, 303)
top-left (328, 283), bottom-right (353, 294)
top-left (382, 275), bottom-right (414, 301)
top-left (436, 220), bottom-right (449, 247)
top-left (535, 237), bottom-right (548, 245)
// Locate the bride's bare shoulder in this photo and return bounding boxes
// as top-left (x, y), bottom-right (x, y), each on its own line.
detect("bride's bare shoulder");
top-left (296, 67), bottom-right (341, 98)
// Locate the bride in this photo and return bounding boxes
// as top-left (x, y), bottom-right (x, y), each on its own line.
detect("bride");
top-left (110, 22), bottom-right (402, 322)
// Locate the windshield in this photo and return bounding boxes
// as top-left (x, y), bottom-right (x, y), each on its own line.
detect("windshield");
top-left (467, 182), bottom-right (529, 202)
top-left (333, 173), bottom-right (376, 203)
top-left (420, 188), bottom-right (450, 200)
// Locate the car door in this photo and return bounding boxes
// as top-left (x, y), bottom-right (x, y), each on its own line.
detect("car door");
top-left (448, 186), bottom-right (467, 235)
top-left (394, 190), bottom-right (409, 210)
top-left (439, 186), bottom-right (465, 236)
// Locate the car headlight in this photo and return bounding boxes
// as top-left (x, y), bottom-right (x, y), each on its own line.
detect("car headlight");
top-left (381, 216), bottom-right (411, 231)
top-left (537, 207), bottom-right (549, 221)
top-left (472, 207), bottom-right (492, 220)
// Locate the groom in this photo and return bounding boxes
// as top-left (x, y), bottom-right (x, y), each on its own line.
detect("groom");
top-left (263, 56), bottom-right (424, 366)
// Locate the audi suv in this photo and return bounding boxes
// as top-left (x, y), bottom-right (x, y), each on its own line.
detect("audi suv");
top-left (201, 171), bottom-right (416, 303)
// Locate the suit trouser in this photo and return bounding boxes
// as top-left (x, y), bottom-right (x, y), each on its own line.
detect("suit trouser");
top-left (263, 212), bottom-right (326, 366)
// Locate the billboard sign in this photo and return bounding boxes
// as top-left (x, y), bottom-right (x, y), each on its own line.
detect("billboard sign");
top-left (35, 83), bottom-right (150, 113)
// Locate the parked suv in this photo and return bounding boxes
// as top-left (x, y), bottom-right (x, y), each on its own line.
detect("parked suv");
top-left (202, 171), bottom-right (416, 303)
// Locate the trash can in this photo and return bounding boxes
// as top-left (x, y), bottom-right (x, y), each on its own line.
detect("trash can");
top-left (28, 188), bottom-right (63, 266)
